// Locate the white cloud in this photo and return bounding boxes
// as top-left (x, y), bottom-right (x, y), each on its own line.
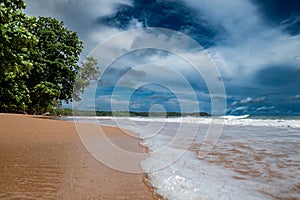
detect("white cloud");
top-left (256, 106), bottom-right (275, 111)
top-left (233, 106), bottom-right (248, 111)
top-left (182, 0), bottom-right (300, 90)
top-left (239, 96), bottom-right (267, 104)
top-left (24, 0), bottom-right (300, 114)
top-left (24, 0), bottom-right (132, 57)
top-left (285, 95), bottom-right (300, 101)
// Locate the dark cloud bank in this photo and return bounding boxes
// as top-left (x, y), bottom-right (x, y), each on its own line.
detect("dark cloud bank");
top-left (25, 0), bottom-right (300, 115)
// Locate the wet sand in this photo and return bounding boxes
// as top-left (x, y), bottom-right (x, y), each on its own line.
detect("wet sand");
top-left (0, 114), bottom-right (156, 200)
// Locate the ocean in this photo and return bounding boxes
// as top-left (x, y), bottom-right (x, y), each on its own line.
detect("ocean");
top-left (65, 116), bottom-right (300, 200)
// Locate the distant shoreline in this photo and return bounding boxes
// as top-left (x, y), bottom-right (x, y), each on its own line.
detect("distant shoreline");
top-left (51, 108), bottom-right (211, 118)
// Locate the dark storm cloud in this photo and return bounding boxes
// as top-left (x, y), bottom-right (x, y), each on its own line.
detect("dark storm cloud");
top-left (24, 0), bottom-right (300, 115)
top-left (129, 84), bottom-right (180, 112)
top-left (101, 66), bottom-right (147, 87)
top-left (96, 0), bottom-right (223, 48)
top-left (251, 0), bottom-right (300, 35)
top-left (255, 65), bottom-right (300, 87)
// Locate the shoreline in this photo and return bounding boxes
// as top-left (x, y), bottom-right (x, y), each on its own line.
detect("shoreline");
top-left (0, 113), bottom-right (159, 200)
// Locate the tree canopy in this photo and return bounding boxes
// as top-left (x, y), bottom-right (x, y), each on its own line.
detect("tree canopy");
top-left (0, 0), bottom-right (37, 112)
top-left (0, 0), bottom-right (98, 114)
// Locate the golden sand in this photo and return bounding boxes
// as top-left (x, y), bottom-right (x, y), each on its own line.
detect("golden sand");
top-left (0, 114), bottom-right (156, 200)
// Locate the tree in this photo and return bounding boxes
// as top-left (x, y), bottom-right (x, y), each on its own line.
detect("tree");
top-left (73, 56), bottom-right (99, 101)
top-left (0, 0), bottom-right (38, 112)
top-left (0, 1), bottom-right (98, 114)
top-left (26, 16), bottom-right (84, 114)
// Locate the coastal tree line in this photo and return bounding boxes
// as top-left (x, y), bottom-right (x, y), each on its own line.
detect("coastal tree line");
top-left (0, 0), bottom-right (97, 114)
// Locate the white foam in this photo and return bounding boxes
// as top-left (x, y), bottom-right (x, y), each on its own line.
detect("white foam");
top-left (65, 116), bottom-right (300, 200)
top-left (142, 150), bottom-right (269, 200)
top-left (66, 116), bottom-right (300, 129)
top-left (220, 114), bottom-right (250, 119)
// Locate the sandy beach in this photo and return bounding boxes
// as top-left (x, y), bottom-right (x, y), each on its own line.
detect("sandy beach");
top-left (0, 114), bottom-right (156, 200)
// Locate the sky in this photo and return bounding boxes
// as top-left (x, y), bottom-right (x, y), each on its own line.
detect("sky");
top-left (24, 0), bottom-right (300, 115)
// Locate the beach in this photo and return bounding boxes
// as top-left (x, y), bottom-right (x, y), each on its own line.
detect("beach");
top-left (0, 114), bottom-right (156, 200)
top-left (1, 114), bottom-right (299, 200)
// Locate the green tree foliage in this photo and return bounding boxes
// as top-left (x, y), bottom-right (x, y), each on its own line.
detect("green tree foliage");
top-left (26, 17), bottom-right (84, 114)
top-left (73, 57), bottom-right (98, 101)
top-left (30, 81), bottom-right (60, 113)
top-left (0, 0), bottom-right (38, 112)
top-left (0, 0), bottom-right (98, 114)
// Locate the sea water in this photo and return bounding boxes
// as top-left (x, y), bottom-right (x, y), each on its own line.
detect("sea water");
top-left (66, 116), bottom-right (300, 200)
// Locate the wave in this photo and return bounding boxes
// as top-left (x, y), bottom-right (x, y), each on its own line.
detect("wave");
top-left (219, 114), bottom-right (250, 119)
top-left (65, 115), bottom-right (300, 129)
top-left (64, 115), bottom-right (300, 200)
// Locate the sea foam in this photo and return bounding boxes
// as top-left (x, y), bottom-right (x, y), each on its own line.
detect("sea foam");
top-left (66, 116), bottom-right (300, 200)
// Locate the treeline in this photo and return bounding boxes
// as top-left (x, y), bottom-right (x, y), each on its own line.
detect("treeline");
top-left (0, 0), bottom-right (97, 114)
top-left (52, 108), bottom-right (211, 117)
